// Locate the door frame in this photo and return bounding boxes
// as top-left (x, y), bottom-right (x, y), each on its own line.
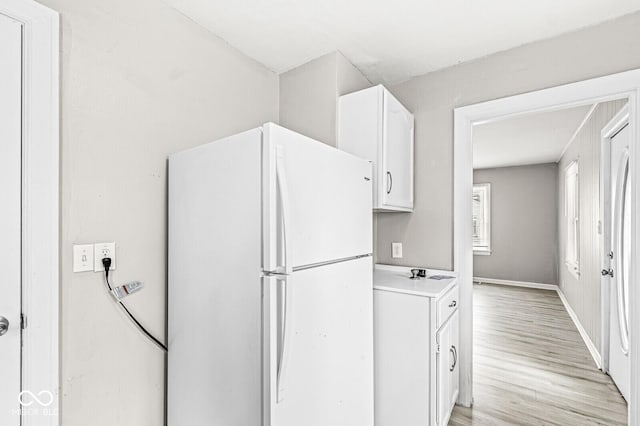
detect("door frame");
top-left (600, 104), bottom-right (631, 374)
top-left (0, 1), bottom-right (59, 425)
top-left (454, 69), bottom-right (640, 424)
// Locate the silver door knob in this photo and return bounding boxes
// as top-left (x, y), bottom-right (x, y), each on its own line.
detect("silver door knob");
top-left (0, 317), bottom-right (9, 336)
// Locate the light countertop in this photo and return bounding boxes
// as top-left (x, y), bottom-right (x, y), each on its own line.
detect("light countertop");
top-left (373, 264), bottom-right (457, 298)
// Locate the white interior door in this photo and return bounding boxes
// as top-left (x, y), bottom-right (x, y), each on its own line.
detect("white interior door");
top-left (0, 12), bottom-right (23, 425)
top-left (273, 257), bottom-right (374, 426)
top-left (607, 123), bottom-right (631, 401)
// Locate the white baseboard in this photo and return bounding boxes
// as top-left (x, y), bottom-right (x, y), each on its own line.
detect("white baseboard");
top-left (473, 276), bottom-right (558, 291)
top-left (556, 288), bottom-right (602, 369)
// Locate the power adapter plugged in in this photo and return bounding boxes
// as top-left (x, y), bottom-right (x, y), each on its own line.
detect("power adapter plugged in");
top-left (111, 281), bottom-right (144, 300)
top-left (101, 256), bottom-right (143, 298)
top-left (100, 256), bottom-right (167, 351)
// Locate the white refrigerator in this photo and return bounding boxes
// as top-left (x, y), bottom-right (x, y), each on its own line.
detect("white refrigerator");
top-left (168, 123), bottom-right (374, 426)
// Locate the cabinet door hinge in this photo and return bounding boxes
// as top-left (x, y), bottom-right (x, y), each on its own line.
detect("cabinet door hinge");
top-left (21, 313), bottom-right (27, 330)
top-left (436, 343), bottom-right (440, 354)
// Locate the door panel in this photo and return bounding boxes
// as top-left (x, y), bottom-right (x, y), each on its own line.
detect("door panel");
top-left (436, 317), bottom-right (452, 426)
top-left (0, 13), bottom-right (22, 425)
top-left (381, 91), bottom-right (413, 209)
top-left (449, 311), bottom-right (460, 409)
top-left (263, 123), bottom-right (372, 272)
top-left (436, 310), bottom-right (459, 426)
top-left (608, 124), bottom-right (630, 401)
top-left (274, 257), bottom-right (373, 426)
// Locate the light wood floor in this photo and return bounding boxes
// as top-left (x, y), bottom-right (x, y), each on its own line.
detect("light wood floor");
top-left (449, 284), bottom-right (627, 426)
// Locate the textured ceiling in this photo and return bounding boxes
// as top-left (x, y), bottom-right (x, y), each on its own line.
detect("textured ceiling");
top-left (164, 0), bottom-right (640, 84)
top-left (473, 105), bottom-right (593, 169)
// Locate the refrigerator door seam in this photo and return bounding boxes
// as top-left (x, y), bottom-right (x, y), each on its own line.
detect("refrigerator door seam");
top-left (292, 254), bottom-right (373, 272)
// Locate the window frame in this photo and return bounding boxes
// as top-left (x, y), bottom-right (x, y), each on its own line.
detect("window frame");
top-left (472, 183), bottom-right (492, 255)
top-left (565, 160), bottom-right (580, 278)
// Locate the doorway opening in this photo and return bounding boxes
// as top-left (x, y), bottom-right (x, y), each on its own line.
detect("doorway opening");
top-left (453, 69), bottom-right (640, 424)
top-left (453, 100), bottom-right (629, 424)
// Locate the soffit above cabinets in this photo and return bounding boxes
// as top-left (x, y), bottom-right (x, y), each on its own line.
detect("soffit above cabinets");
top-left (473, 104), bottom-right (592, 170)
top-left (164, 0), bottom-right (640, 84)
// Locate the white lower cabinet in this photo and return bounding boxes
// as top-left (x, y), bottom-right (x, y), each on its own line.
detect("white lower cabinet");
top-left (374, 281), bottom-right (459, 426)
top-left (436, 310), bottom-right (459, 426)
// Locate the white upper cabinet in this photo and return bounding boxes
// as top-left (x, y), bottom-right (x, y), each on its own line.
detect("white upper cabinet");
top-left (338, 85), bottom-right (414, 212)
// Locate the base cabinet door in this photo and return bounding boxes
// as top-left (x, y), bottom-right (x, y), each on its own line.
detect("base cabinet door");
top-left (449, 311), bottom-right (460, 409)
top-left (436, 310), bottom-right (459, 426)
top-left (373, 290), bottom-right (430, 426)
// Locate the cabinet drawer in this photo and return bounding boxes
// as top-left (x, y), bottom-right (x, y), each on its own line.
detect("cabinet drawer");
top-left (436, 285), bottom-right (458, 329)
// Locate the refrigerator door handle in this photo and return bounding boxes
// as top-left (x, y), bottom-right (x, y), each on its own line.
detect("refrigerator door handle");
top-left (276, 145), bottom-right (293, 275)
top-left (276, 275), bottom-right (293, 402)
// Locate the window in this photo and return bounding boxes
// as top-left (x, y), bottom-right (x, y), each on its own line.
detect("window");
top-left (565, 161), bottom-right (580, 278)
top-left (472, 183), bottom-right (491, 255)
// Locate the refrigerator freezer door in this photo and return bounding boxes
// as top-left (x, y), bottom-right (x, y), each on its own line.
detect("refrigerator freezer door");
top-left (269, 256), bottom-right (374, 426)
top-left (263, 123), bottom-right (372, 273)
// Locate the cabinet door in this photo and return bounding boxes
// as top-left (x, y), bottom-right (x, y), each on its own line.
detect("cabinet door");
top-left (436, 310), bottom-right (459, 426)
top-left (381, 90), bottom-right (414, 210)
top-left (435, 318), bottom-right (451, 426)
top-left (374, 290), bottom-right (431, 426)
top-left (448, 311), bottom-right (460, 409)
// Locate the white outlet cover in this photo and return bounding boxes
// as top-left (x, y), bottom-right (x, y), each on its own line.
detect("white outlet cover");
top-left (391, 242), bottom-right (403, 258)
top-left (94, 242), bottom-right (116, 272)
top-left (73, 244), bottom-right (94, 272)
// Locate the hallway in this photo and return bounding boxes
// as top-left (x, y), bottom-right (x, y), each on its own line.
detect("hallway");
top-left (450, 284), bottom-right (627, 425)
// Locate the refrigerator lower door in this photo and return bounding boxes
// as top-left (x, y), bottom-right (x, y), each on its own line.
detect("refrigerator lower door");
top-left (265, 256), bottom-right (374, 426)
top-left (263, 123), bottom-right (373, 273)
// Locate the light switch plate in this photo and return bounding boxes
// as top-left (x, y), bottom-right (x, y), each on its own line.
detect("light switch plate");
top-left (73, 244), bottom-right (94, 272)
top-left (94, 242), bottom-right (116, 272)
top-left (391, 242), bottom-right (403, 258)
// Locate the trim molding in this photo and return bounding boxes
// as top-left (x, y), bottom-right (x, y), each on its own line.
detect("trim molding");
top-left (473, 277), bottom-right (558, 291)
top-left (0, 2), bottom-right (60, 425)
top-left (454, 68), bottom-right (640, 416)
top-left (558, 103), bottom-right (599, 161)
top-left (556, 288), bottom-right (602, 369)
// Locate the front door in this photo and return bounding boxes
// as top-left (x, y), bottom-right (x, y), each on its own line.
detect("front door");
top-left (0, 11), bottom-right (23, 425)
top-left (606, 121), bottom-right (631, 401)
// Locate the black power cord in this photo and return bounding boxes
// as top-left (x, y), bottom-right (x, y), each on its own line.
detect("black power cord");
top-left (102, 257), bottom-right (168, 352)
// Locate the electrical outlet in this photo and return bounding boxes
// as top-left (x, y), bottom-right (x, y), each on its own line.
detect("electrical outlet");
top-left (73, 244), bottom-right (94, 272)
top-left (94, 242), bottom-right (116, 272)
top-left (391, 242), bottom-right (403, 259)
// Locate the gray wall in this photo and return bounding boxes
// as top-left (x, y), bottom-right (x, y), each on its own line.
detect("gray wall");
top-left (279, 52), bottom-right (379, 260)
top-left (279, 53), bottom-right (338, 145)
top-left (558, 100), bottom-right (627, 349)
top-left (377, 11), bottom-right (640, 270)
top-left (473, 164), bottom-right (559, 284)
top-left (36, 0), bottom-right (279, 425)
top-left (279, 51), bottom-right (371, 147)
top-left (24, 1), bottom-right (640, 422)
